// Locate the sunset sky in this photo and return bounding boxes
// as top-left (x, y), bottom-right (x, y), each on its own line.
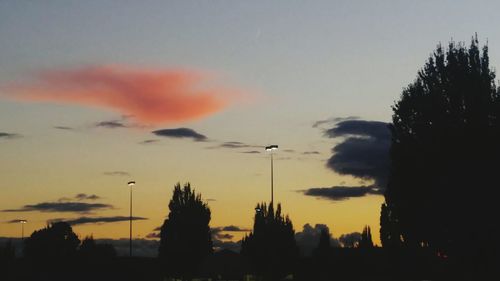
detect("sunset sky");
top-left (2, 0), bottom-right (500, 248)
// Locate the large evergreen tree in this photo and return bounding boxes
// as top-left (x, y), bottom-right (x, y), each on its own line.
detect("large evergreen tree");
top-left (159, 183), bottom-right (213, 278)
top-left (383, 36), bottom-right (500, 264)
top-left (241, 203), bottom-right (298, 280)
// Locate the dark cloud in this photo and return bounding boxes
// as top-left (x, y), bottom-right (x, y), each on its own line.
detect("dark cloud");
top-left (152, 127), bottom-right (207, 142)
top-left (146, 232), bottom-right (161, 239)
top-left (96, 120), bottom-right (127, 128)
top-left (53, 126), bottom-right (73, 130)
top-left (324, 119), bottom-right (391, 189)
top-left (0, 132), bottom-right (21, 139)
top-left (5, 219), bottom-right (26, 224)
top-left (216, 233), bottom-right (234, 240)
top-left (139, 139), bottom-right (159, 145)
top-left (312, 116), bottom-right (359, 128)
top-left (2, 202), bottom-right (113, 213)
top-left (325, 120), bottom-right (390, 140)
top-left (103, 171), bottom-right (130, 176)
top-left (295, 224), bottom-right (340, 256)
top-left (207, 141), bottom-right (263, 150)
top-left (339, 232), bottom-right (362, 248)
top-left (74, 193), bottom-right (100, 200)
top-left (220, 225), bottom-right (250, 232)
top-left (241, 150), bottom-right (260, 154)
top-left (302, 151), bottom-right (320, 155)
top-left (302, 186), bottom-right (377, 201)
top-left (219, 142), bottom-right (250, 148)
top-left (212, 239), bottom-right (242, 252)
top-left (209, 225), bottom-right (245, 252)
top-left (49, 216), bottom-right (147, 225)
top-left (211, 225), bottom-right (249, 241)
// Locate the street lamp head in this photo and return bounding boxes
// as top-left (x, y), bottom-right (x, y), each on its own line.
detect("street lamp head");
top-left (127, 181), bottom-right (136, 187)
top-left (255, 207), bottom-right (262, 213)
top-left (19, 220), bottom-right (27, 224)
top-left (265, 145), bottom-right (278, 151)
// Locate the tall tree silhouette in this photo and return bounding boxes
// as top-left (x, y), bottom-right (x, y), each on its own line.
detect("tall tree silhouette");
top-left (241, 203), bottom-right (298, 280)
top-left (384, 36), bottom-right (500, 265)
top-left (159, 182), bottom-right (213, 278)
top-left (359, 225), bottom-right (374, 249)
top-left (24, 222), bottom-right (80, 259)
top-left (380, 203), bottom-right (402, 249)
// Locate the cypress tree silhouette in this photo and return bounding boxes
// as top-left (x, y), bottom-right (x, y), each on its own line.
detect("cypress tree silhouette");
top-left (359, 225), bottom-right (374, 249)
top-left (380, 203), bottom-right (402, 249)
top-left (384, 36), bottom-right (500, 267)
top-left (159, 182), bottom-right (213, 278)
top-left (241, 202), bottom-right (298, 280)
top-left (24, 221), bottom-right (80, 260)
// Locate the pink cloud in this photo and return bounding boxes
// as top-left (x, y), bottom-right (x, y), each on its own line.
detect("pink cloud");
top-left (3, 65), bottom-right (239, 124)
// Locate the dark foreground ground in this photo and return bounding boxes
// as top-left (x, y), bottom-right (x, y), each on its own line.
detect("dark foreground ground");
top-left (1, 248), bottom-right (498, 281)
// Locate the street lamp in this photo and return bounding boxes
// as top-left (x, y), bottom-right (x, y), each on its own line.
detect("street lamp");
top-left (19, 220), bottom-right (27, 240)
top-left (265, 145), bottom-right (278, 205)
top-left (127, 180), bottom-right (136, 257)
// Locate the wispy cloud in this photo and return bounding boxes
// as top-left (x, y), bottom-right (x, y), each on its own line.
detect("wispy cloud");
top-left (152, 127), bottom-right (207, 142)
top-left (49, 216), bottom-right (147, 225)
top-left (2, 202), bottom-right (113, 213)
top-left (207, 141), bottom-right (262, 150)
top-left (53, 126), bottom-right (73, 130)
top-left (220, 225), bottom-right (250, 232)
top-left (5, 219), bottom-right (27, 224)
top-left (0, 132), bottom-right (21, 139)
top-left (312, 116), bottom-right (359, 128)
top-left (139, 139), bottom-right (159, 145)
top-left (74, 193), bottom-right (100, 201)
top-left (146, 232), bottom-right (161, 239)
top-left (103, 171), bottom-right (130, 177)
top-left (302, 151), bottom-right (320, 155)
top-left (95, 120), bottom-right (127, 129)
top-left (3, 65), bottom-right (241, 124)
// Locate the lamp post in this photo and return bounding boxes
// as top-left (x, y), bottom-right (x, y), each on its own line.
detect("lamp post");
top-left (19, 220), bottom-right (27, 240)
top-left (127, 181), bottom-right (136, 257)
top-left (265, 145), bottom-right (278, 205)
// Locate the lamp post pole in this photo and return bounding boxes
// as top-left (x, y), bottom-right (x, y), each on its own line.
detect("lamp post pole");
top-left (127, 181), bottom-right (136, 257)
top-left (265, 145), bottom-right (278, 205)
top-left (20, 220), bottom-right (27, 240)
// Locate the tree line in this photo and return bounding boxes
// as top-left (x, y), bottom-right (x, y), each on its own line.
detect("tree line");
top-left (2, 35), bottom-right (500, 280)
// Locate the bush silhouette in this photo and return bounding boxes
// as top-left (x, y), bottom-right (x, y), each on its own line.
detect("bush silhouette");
top-left (24, 221), bottom-right (80, 260)
top-left (79, 235), bottom-right (117, 260)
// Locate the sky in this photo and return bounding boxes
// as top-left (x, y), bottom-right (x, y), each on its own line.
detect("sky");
top-left (2, 0), bottom-right (500, 249)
